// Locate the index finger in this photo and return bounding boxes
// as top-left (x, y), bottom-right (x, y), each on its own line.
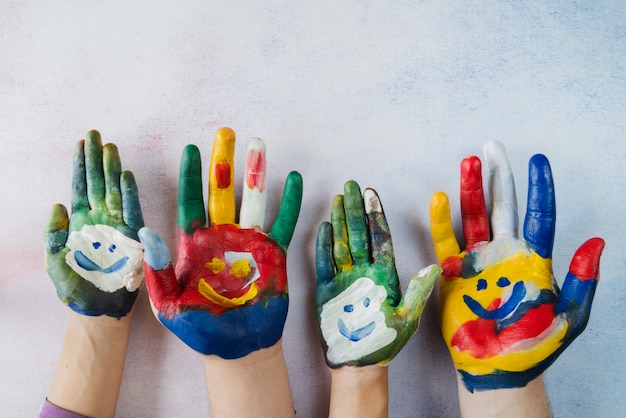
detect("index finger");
top-left (523, 154), bottom-right (556, 258)
top-left (208, 127), bottom-right (236, 225)
top-left (268, 171), bottom-right (303, 249)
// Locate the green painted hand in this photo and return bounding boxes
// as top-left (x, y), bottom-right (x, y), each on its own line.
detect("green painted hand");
top-left (44, 131), bottom-right (144, 318)
top-left (315, 180), bottom-right (440, 368)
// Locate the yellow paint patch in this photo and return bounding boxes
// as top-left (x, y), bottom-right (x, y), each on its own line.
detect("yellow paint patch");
top-left (205, 258), bottom-right (225, 273)
top-left (230, 258), bottom-right (251, 278)
top-left (198, 278), bottom-right (259, 307)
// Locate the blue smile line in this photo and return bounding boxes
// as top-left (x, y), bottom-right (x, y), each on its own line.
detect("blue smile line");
top-left (463, 281), bottom-right (526, 320)
top-left (337, 318), bottom-right (376, 342)
top-left (74, 251), bottom-right (129, 274)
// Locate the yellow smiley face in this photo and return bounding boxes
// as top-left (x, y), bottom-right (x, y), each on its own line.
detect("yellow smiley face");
top-left (440, 249), bottom-right (568, 375)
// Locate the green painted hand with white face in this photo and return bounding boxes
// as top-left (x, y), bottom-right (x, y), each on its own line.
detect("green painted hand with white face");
top-left (315, 181), bottom-right (440, 368)
top-left (44, 131), bottom-right (145, 318)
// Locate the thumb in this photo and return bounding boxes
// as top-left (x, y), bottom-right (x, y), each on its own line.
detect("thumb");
top-left (397, 264), bottom-right (441, 323)
top-left (138, 227), bottom-right (179, 317)
top-left (554, 237), bottom-right (605, 338)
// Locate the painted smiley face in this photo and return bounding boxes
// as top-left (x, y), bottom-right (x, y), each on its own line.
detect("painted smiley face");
top-left (65, 224), bottom-right (144, 293)
top-left (441, 249), bottom-right (567, 373)
top-left (320, 277), bottom-right (397, 364)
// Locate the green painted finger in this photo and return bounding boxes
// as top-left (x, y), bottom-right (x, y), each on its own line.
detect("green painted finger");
top-left (397, 264), bottom-right (440, 323)
top-left (85, 130), bottom-right (106, 210)
top-left (315, 221), bottom-right (335, 286)
top-left (269, 171), bottom-right (303, 249)
top-left (103, 143), bottom-right (123, 216)
top-left (71, 140), bottom-right (89, 213)
top-left (178, 144), bottom-right (206, 233)
top-left (121, 171), bottom-right (144, 233)
top-left (44, 204), bottom-right (69, 255)
top-left (343, 181), bottom-right (369, 263)
top-left (331, 194), bottom-right (352, 270)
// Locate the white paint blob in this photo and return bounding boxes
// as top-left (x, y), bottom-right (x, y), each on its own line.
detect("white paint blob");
top-left (320, 277), bottom-right (397, 364)
top-left (65, 224), bottom-right (144, 293)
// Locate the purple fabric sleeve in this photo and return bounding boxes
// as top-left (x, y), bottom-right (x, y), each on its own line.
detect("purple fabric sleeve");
top-left (40, 399), bottom-right (88, 418)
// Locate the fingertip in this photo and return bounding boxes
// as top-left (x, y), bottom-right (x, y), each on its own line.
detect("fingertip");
top-left (460, 156), bottom-right (482, 190)
top-left (570, 237), bottom-right (605, 281)
top-left (215, 127), bottom-right (236, 143)
top-left (483, 140), bottom-right (508, 171)
top-left (343, 179), bottom-right (361, 196)
top-left (430, 191), bottom-right (450, 222)
top-left (528, 154), bottom-right (553, 185)
top-left (138, 227), bottom-right (171, 270)
top-left (363, 188), bottom-right (382, 214)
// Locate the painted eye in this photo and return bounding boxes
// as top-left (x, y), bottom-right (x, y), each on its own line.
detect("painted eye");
top-left (497, 277), bottom-right (511, 287)
top-left (477, 278), bottom-right (487, 291)
top-left (343, 304), bottom-right (354, 313)
top-left (92, 242), bottom-right (101, 249)
top-left (363, 297), bottom-right (371, 308)
top-left (108, 244), bottom-right (117, 253)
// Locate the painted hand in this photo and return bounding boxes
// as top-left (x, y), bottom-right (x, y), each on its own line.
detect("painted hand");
top-left (316, 181), bottom-right (440, 368)
top-left (44, 131), bottom-right (145, 319)
top-left (430, 141), bottom-right (605, 392)
top-left (139, 128), bottom-right (303, 359)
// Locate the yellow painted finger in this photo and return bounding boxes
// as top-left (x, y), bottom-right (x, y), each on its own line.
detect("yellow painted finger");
top-left (429, 191), bottom-right (461, 262)
top-left (209, 127), bottom-right (236, 225)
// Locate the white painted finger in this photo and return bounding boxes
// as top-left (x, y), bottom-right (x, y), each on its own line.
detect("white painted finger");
top-left (484, 140), bottom-right (518, 240)
top-left (239, 137), bottom-right (267, 229)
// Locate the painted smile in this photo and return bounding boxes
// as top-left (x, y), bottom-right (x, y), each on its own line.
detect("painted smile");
top-left (463, 281), bottom-right (526, 320)
top-left (337, 318), bottom-right (376, 342)
top-left (74, 250), bottom-right (129, 274)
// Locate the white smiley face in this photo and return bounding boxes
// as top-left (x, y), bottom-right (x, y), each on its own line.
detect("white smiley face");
top-left (320, 277), bottom-right (397, 364)
top-left (65, 224), bottom-right (144, 293)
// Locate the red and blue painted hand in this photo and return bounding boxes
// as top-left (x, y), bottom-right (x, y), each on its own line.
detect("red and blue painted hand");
top-left (315, 181), bottom-right (440, 368)
top-left (430, 141), bottom-right (605, 392)
top-left (139, 128), bottom-right (303, 359)
top-left (44, 131), bottom-right (145, 319)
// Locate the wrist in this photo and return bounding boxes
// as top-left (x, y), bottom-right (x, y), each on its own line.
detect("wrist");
top-left (456, 374), bottom-right (551, 418)
top-left (329, 364), bottom-right (389, 418)
top-left (201, 340), bottom-right (295, 418)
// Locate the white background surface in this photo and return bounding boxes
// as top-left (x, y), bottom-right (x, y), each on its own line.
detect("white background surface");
top-left (1, 1), bottom-right (625, 417)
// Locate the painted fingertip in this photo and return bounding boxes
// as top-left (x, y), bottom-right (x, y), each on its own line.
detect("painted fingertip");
top-left (85, 129), bottom-right (102, 144)
top-left (363, 188), bottom-right (382, 214)
top-left (570, 237), bottom-right (605, 281)
top-left (215, 126), bottom-right (236, 143)
top-left (138, 227), bottom-right (171, 270)
top-left (343, 180), bottom-right (361, 196)
top-left (528, 154), bottom-right (552, 185)
top-left (460, 156), bottom-right (483, 190)
top-left (417, 264), bottom-right (442, 278)
top-left (483, 140), bottom-right (509, 171)
top-left (429, 191), bottom-right (450, 222)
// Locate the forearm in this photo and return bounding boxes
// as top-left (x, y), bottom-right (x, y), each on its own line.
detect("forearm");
top-left (202, 340), bottom-right (295, 418)
top-left (46, 311), bottom-right (132, 418)
top-left (329, 364), bottom-right (389, 418)
top-left (457, 374), bottom-right (551, 418)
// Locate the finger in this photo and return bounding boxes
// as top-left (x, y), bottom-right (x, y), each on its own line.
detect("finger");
top-left (239, 137), bottom-right (267, 229)
top-left (44, 204), bottom-right (69, 255)
top-left (316, 221), bottom-right (335, 285)
top-left (397, 264), bottom-right (441, 321)
top-left (523, 154), bottom-right (555, 258)
top-left (138, 227), bottom-right (180, 317)
top-left (103, 143), bottom-right (123, 216)
top-left (208, 127), bottom-right (236, 225)
top-left (178, 144), bottom-right (206, 234)
top-left (460, 156), bottom-right (489, 249)
top-left (268, 171), bottom-right (303, 249)
top-left (484, 141), bottom-right (518, 240)
top-left (330, 194), bottom-right (353, 270)
top-left (363, 188), bottom-right (394, 267)
top-left (429, 191), bottom-right (461, 262)
top-left (85, 130), bottom-right (106, 210)
top-left (71, 140), bottom-right (89, 213)
top-left (554, 238), bottom-right (604, 336)
top-left (344, 180), bottom-right (369, 263)
top-left (121, 171), bottom-right (144, 232)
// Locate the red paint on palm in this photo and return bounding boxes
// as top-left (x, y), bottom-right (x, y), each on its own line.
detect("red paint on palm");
top-left (246, 149), bottom-right (266, 192)
top-left (451, 300), bottom-right (556, 358)
top-left (569, 237), bottom-right (604, 280)
top-left (460, 156), bottom-right (489, 249)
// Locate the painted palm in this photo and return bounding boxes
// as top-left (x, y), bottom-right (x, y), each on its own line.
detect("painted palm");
top-left (430, 141), bottom-right (605, 392)
top-left (44, 131), bottom-right (145, 319)
top-left (139, 128), bottom-right (302, 359)
top-left (316, 181), bottom-right (440, 368)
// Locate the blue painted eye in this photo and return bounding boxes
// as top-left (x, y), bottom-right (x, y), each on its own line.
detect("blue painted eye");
top-left (363, 297), bottom-right (371, 307)
top-left (108, 244), bottom-right (117, 253)
top-left (477, 279), bottom-right (487, 291)
top-left (92, 242), bottom-right (101, 249)
top-left (343, 304), bottom-right (354, 313)
top-left (497, 277), bottom-right (511, 287)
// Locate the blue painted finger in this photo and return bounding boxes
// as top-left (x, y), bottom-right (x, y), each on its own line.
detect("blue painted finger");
top-left (523, 154), bottom-right (556, 258)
